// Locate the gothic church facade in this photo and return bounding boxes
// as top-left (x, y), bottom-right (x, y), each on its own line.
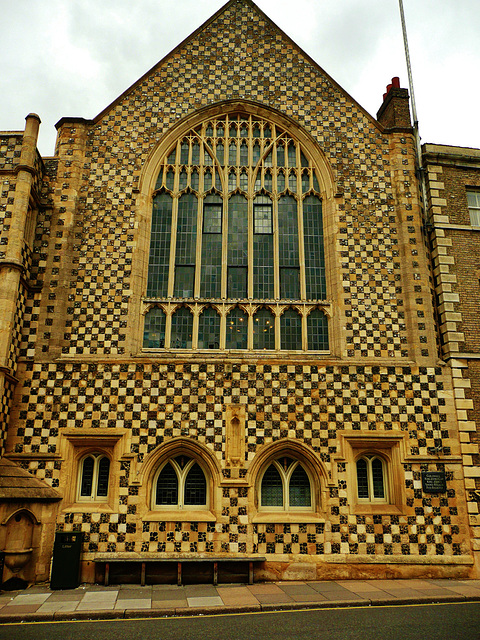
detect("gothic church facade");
top-left (0, 0), bottom-right (479, 585)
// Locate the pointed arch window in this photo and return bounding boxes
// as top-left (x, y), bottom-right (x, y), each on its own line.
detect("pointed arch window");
top-left (226, 307), bottom-right (248, 350)
top-left (260, 457), bottom-right (312, 510)
top-left (154, 456), bottom-right (207, 509)
top-left (198, 307), bottom-right (220, 349)
top-left (307, 309), bottom-right (329, 351)
top-left (144, 111), bottom-right (329, 352)
top-left (143, 307), bottom-right (166, 348)
top-left (253, 307), bottom-right (275, 350)
top-left (171, 307), bottom-right (193, 349)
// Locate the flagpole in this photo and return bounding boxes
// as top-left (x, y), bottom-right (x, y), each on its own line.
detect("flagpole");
top-left (398, 0), bottom-right (428, 218)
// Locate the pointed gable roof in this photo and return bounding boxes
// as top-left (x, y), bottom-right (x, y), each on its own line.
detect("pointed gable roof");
top-left (0, 458), bottom-right (61, 502)
top-left (90, 0), bottom-right (378, 129)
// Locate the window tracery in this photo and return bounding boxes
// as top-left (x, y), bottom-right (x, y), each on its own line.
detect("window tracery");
top-left (144, 112), bottom-right (329, 351)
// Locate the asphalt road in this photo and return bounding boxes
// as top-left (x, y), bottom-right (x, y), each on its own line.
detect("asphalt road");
top-left (1, 602), bottom-right (479, 640)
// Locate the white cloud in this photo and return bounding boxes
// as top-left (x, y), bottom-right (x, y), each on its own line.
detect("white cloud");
top-left (2, 0), bottom-right (478, 155)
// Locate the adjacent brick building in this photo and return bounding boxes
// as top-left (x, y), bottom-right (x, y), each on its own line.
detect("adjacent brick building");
top-left (0, 0), bottom-right (478, 586)
top-left (423, 143), bottom-right (480, 573)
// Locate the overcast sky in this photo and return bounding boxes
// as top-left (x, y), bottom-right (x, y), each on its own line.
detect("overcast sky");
top-left (2, 0), bottom-right (479, 157)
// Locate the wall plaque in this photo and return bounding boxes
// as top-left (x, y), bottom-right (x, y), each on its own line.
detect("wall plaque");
top-left (421, 471), bottom-right (447, 494)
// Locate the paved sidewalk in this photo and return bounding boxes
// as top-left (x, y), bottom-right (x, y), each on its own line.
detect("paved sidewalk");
top-left (1, 579), bottom-right (480, 623)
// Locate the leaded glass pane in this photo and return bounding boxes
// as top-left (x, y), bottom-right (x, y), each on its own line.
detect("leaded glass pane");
top-left (156, 463), bottom-right (178, 505)
top-left (240, 142), bottom-right (248, 165)
top-left (228, 171), bottom-right (236, 191)
top-left (303, 195), bottom-right (326, 299)
top-left (229, 142), bottom-right (237, 165)
top-left (277, 145), bottom-right (285, 167)
top-left (170, 307), bottom-right (193, 348)
top-left (253, 234), bottom-right (274, 298)
top-left (80, 456), bottom-right (94, 497)
top-left (264, 171), bottom-right (272, 191)
top-left (277, 171), bottom-right (285, 192)
top-left (143, 307), bottom-right (166, 348)
top-left (307, 309), bottom-right (329, 351)
top-left (191, 142), bottom-right (200, 165)
top-left (200, 238), bottom-right (221, 297)
top-left (97, 457), bottom-right (110, 497)
top-left (302, 171), bottom-right (310, 193)
top-left (280, 267), bottom-right (300, 299)
top-left (240, 170), bottom-right (248, 191)
top-left (198, 308), bottom-right (220, 349)
top-left (253, 141), bottom-right (261, 164)
top-left (372, 458), bottom-right (385, 499)
top-left (254, 198), bottom-right (272, 234)
top-left (356, 459), bottom-right (369, 499)
top-left (179, 170), bottom-right (187, 190)
top-left (278, 195), bottom-right (299, 268)
top-left (289, 464), bottom-right (311, 507)
top-left (174, 265), bottom-right (194, 298)
top-left (253, 308), bottom-right (275, 350)
top-left (226, 308), bottom-right (248, 349)
top-left (147, 193), bottom-right (172, 297)
top-left (175, 193), bottom-right (197, 264)
top-left (166, 170), bottom-right (174, 190)
top-left (201, 198), bottom-right (222, 298)
top-left (281, 308), bottom-right (302, 350)
top-left (216, 143), bottom-right (224, 165)
top-left (288, 171), bottom-right (297, 192)
top-left (184, 463), bottom-right (207, 506)
top-left (261, 464), bottom-right (283, 506)
top-left (204, 204), bottom-right (222, 233)
top-left (204, 170), bottom-right (212, 190)
top-left (191, 169), bottom-right (199, 191)
top-left (204, 148), bottom-right (213, 166)
top-left (227, 195), bottom-right (248, 267)
top-left (180, 142), bottom-right (189, 164)
top-left (228, 267), bottom-right (247, 298)
top-left (288, 143), bottom-right (296, 167)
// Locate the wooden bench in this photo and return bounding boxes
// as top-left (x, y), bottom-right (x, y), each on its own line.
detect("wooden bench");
top-left (94, 556), bottom-right (266, 587)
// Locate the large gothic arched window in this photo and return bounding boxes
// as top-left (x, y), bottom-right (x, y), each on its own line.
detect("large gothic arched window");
top-left (144, 112), bottom-right (328, 352)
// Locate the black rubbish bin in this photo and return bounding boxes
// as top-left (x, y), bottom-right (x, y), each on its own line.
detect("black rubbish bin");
top-left (50, 532), bottom-right (82, 590)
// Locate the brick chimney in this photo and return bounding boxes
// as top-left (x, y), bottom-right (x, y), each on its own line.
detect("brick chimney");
top-left (376, 77), bottom-right (412, 129)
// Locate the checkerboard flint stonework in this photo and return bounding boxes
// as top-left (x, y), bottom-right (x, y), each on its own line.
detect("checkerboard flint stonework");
top-left (0, 0), bottom-right (479, 584)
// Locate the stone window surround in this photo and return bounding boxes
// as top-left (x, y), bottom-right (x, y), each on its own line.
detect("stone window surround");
top-left (338, 432), bottom-right (407, 516)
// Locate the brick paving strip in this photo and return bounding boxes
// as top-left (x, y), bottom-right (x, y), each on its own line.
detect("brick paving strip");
top-left (0, 580), bottom-right (479, 623)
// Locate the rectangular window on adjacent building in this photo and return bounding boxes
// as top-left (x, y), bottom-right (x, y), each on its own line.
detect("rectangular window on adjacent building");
top-left (467, 190), bottom-right (480, 227)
